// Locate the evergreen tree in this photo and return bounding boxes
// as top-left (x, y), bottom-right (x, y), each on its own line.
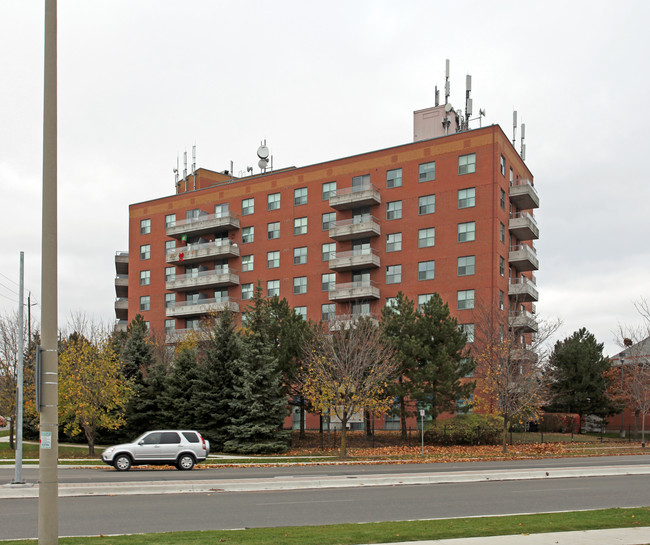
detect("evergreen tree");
top-left (121, 315), bottom-right (154, 382)
top-left (165, 342), bottom-right (200, 429)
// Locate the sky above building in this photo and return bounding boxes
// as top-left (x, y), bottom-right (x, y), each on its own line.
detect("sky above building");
top-left (0, 0), bottom-right (648, 356)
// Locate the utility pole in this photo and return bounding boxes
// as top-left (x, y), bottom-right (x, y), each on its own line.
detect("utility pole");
top-left (39, 0), bottom-right (59, 543)
top-left (12, 252), bottom-right (25, 485)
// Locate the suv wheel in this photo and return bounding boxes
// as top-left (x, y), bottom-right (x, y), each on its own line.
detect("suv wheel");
top-left (114, 454), bottom-right (132, 471)
top-left (176, 454), bottom-right (195, 471)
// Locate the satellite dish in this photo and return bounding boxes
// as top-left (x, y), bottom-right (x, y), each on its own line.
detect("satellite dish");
top-left (257, 146), bottom-right (270, 160)
top-left (444, 103), bottom-right (453, 113)
top-left (258, 158), bottom-right (269, 169)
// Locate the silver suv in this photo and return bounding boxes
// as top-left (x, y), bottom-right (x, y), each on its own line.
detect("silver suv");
top-left (101, 430), bottom-right (210, 471)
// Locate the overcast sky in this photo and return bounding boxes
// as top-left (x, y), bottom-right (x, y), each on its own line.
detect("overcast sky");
top-left (1, 0), bottom-right (648, 356)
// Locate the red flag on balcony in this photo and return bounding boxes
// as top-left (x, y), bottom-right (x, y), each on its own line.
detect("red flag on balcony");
top-left (179, 252), bottom-right (184, 262)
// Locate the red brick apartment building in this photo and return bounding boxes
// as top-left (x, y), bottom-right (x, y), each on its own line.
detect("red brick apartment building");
top-left (114, 105), bottom-right (540, 427)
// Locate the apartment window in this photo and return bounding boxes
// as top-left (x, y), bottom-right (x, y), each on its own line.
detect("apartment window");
top-left (140, 218), bottom-right (151, 235)
top-left (165, 293), bottom-right (175, 308)
top-left (418, 294), bottom-right (433, 309)
top-left (500, 255), bottom-right (505, 276)
top-left (386, 200), bottom-right (402, 220)
top-left (214, 203), bottom-right (229, 218)
top-left (214, 288), bottom-right (228, 302)
top-left (500, 188), bottom-right (506, 210)
top-left (322, 212), bottom-right (336, 231)
top-left (352, 174), bottom-right (370, 187)
top-left (458, 221), bottom-right (476, 242)
top-left (500, 222), bottom-right (506, 243)
top-left (165, 267), bottom-right (175, 282)
top-left (458, 153), bottom-right (476, 175)
top-left (294, 306), bottom-right (307, 320)
top-left (386, 265), bottom-right (402, 284)
top-left (459, 323), bottom-right (475, 343)
top-left (499, 290), bottom-right (505, 311)
top-left (267, 279), bottom-right (280, 298)
top-left (322, 243), bottom-right (336, 261)
top-left (386, 168), bottom-right (402, 188)
top-left (186, 318), bottom-right (200, 330)
top-left (164, 319), bottom-right (175, 332)
top-left (418, 260), bottom-right (435, 281)
top-left (418, 194), bottom-right (435, 215)
top-left (321, 303), bottom-right (336, 322)
top-left (139, 295), bottom-right (150, 312)
top-left (457, 289), bottom-right (475, 310)
top-left (293, 276), bottom-right (307, 295)
top-left (294, 187), bottom-right (308, 206)
top-left (140, 244), bottom-right (151, 260)
top-left (241, 283), bottom-right (253, 300)
top-left (294, 217), bottom-right (307, 235)
top-left (386, 232), bottom-right (402, 252)
top-left (498, 155), bottom-right (505, 176)
top-left (419, 161), bottom-right (436, 182)
top-left (267, 192), bottom-right (281, 211)
top-left (242, 198), bottom-right (254, 216)
top-left (241, 254), bottom-right (254, 272)
top-left (186, 209), bottom-right (202, 222)
top-left (165, 214), bottom-right (176, 228)
top-left (293, 246), bottom-right (307, 265)
top-left (267, 251), bottom-right (280, 269)
top-left (322, 181), bottom-right (336, 200)
top-left (321, 273), bottom-right (336, 291)
top-left (457, 256), bottom-right (475, 276)
top-left (267, 221), bottom-right (280, 240)
top-left (418, 227), bottom-right (435, 248)
top-left (165, 240), bottom-right (175, 253)
top-left (241, 226), bottom-right (254, 243)
top-left (458, 188), bottom-right (476, 209)
top-left (140, 270), bottom-right (150, 286)
top-left (510, 167), bottom-right (514, 183)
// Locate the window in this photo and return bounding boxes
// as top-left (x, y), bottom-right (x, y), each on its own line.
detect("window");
top-left (241, 226), bottom-right (254, 243)
top-left (458, 188), bottom-right (476, 209)
top-left (294, 306), bottom-right (307, 320)
top-left (457, 256), bottom-right (475, 276)
top-left (214, 288), bottom-right (228, 301)
top-left (386, 168), bottom-right (402, 188)
top-left (322, 212), bottom-right (336, 231)
top-left (165, 214), bottom-right (176, 228)
top-left (294, 187), bottom-right (307, 206)
top-left (321, 273), bottom-right (336, 291)
top-left (419, 161), bottom-right (436, 182)
top-left (140, 244), bottom-right (150, 260)
top-left (459, 324), bottom-right (475, 343)
top-left (457, 289), bottom-right (475, 310)
top-left (294, 217), bottom-right (307, 235)
top-left (458, 153), bottom-right (476, 175)
top-left (139, 295), bottom-right (150, 312)
top-left (267, 192), bottom-right (280, 211)
top-left (458, 221), bottom-right (476, 242)
top-left (165, 240), bottom-right (175, 252)
top-left (242, 198), bottom-right (254, 216)
top-left (418, 194), bottom-right (435, 215)
top-left (293, 276), bottom-right (307, 295)
top-left (500, 188), bottom-right (506, 210)
top-left (322, 181), bottom-right (336, 200)
top-left (241, 254), bottom-right (254, 272)
top-left (267, 251), bottom-right (280, 269)
top-left (293, 246), bottom-right (307, 265)
top-left (352, 174), bottom-right (370, 187)
top-left (165, 319), bottom-right (175, 332)
top-left (186, 318), bottom-right (200, 330)
top-left (418, 294), bottom-right (433, 309)
top-left (140, 219), bottom-right (151, 235)
top-left (241, 283), bottom-right (253, 300)
top-left (386, 200), bottom-right (402, 220)
top-left (386, 265), bottom-right (402, 284)
top-left (186, 209), bottom-right (202, 222)
top-left (418, 260), bottom-right (435, 281)
top-left (140, 270), bottom-right (150, 286)
top-left (386, 233), bottom-right (402, 252)
top-left (499, 255), bottom-right (505, 276)
top-left (267, 279), bottom-right (280, 297)
top-left (267, 222), bottom-right (280, 239)
top-left (418, 227), bottom-right (435, 248)
top-left (500, 222), bottom-right (506, 243)
top-left (510, 167), bottom-right (514, 183)
top-left (499, 290), bottom-right (505, 310)
top-left (214, 203), bottom-right (229, 217)
top-left (500, 155), bottom-right (506, 176)
top-left (322, 243), bottom-right (336, 261)
top-left (321, 303), bottom-right (336, 322)
top-left (165, 267), bottom-right (175, 282)
top-left (165, 293), bottom-right (175, 308)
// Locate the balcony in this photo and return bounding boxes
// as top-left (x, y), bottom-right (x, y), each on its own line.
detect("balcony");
top-left (329, 183), bottom-right (381, 210)
top-left (166, 213), bottom-right (240, 239)
top-left (166, 268), bottom-right (239, 291)
top-left (328, 280), bottom-right (380, 301)
top-left (509, 211), bottom-right (539, 241)
top-left (509, 310), bottom-right (538, 333)
top-left (509, 178), bottom-right (539, 210)
top-left (166, 297), bottom-right (239, 317)
top-left (115, 274), bottom-right (128, 298)
top-left (508, 277), bottom-right (539, 302)
top-left (114, 320), bottom-right (128, 333)
top-left (328, 312), bottom-right (380, 330)
top-left (509, 244), bottom-right (539, 272)
top-left (166, 240), bottom-right (240, 264)
top-left (114, 297), bottom-right (128, 321)
top-left (511, 344), bottom-right (538, 363)
top-left (329, 248), bottom-right (380, 271)
top-left (329, 216), bottom-right (381, 241)
top-left (165, 328), bottom-right (210, 344)
top-left (115, 251), bottom-right (129, 276)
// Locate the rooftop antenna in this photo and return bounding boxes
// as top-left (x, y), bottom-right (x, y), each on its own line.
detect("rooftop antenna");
top-left (257, 139), bottom-right (270, 173)
top-left (183, 150), bottom-right (188, 181)
top-left (512, 110), bottom-right (518, 147)
top-left (464, 74), bottom-right (472, 131)
top-left (520, 123), bottom-right (526, 161)
top-left (444, 59), bottom-right (450, 105)
top-left (434, 85), bottom-right (440, 107)
top-left (173, 155), bottom-right (179, 186)
top-left (192, 144), bottom-right (197, 190)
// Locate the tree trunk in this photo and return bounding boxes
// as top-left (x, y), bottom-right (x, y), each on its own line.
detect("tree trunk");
top-left (502, 417), bottom-right (508, 454)
top-left (340, 415), bottom-right (347, 458)
top-left (365, 409), bottom-right (372, 437)
top-left (84, 426), bottom-right (96, 457)
top-left (400, 394), bottom-right (407, 440)
top-left (9, 418), bottom-right (14, 450)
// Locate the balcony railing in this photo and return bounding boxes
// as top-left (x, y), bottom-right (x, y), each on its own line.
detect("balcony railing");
top-left (328, 280), bottom-right (380, 301)
top-left (115, 251), bottom-right (129, 276)
top-left (509, 309), bottom-right (538, 332)
top-left (508, 276), bottom-right (539, 302)
top-left (329, 247), bottom-right (380, 271)
top-left (166, 239), bottom-right (240, 264)
top-left (329, 183), bottom-right (381, 210)
top-left (509, 178), bottom-right (539, 209)
top-left (114, 297), bottom-right (128, 321)
top-left (327, 312), bottom-right (380, 330)
top-left (166, 268), bottom-right (239, 291)
top-left (329, 216), bottom-right (381, 241)
top-left (166, 212), bottom-right (240, 238)
top-left (166, 297), bottom-right (239, 317)
top-left (509, 211), bottom-right (539, 241)
top-left (509, 244), bottom-right (539, 271)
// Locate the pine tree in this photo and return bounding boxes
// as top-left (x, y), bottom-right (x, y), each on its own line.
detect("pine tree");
top-left (121, 315), bottom-right (154, 382)
top-left (164, 343), bottom-right (200, 430)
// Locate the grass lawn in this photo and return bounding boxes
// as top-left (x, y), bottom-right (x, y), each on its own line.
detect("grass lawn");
top-left (2, 507), bottom-right (649, 544)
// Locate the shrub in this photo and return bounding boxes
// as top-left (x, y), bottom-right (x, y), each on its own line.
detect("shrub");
top-left (424, 414), bottom-right (503, 445)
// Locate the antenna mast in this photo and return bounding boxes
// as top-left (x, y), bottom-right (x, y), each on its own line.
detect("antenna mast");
top-left (512, 111), bottom-right (518, 147)
top-left (464, 74), bottom-right (472, 131)
top-left (192, 144), bottom-right (197, 190)
top-left (183, 150), bottom-right (188, 182)
top-left (520, 123), bottom-right (526, 161)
